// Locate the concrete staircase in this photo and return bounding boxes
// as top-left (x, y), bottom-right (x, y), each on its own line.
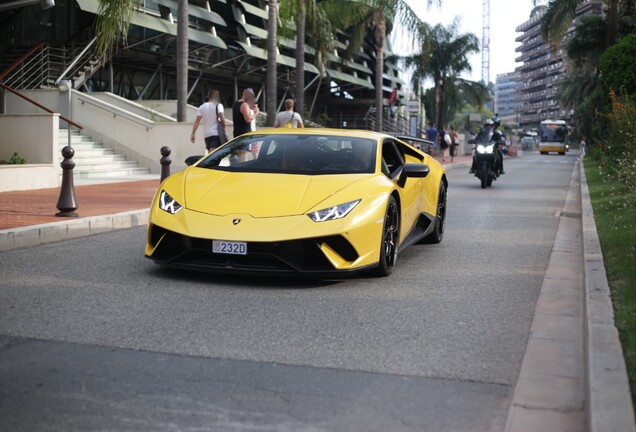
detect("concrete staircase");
top-left (58, 129), bottom-right (150, 179)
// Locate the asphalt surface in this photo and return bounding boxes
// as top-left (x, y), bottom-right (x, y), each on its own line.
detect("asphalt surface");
top-left (0, 153), bottom-right (579, 431)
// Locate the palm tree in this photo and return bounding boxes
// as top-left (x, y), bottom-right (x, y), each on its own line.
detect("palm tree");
top-left (320, 0), bottom-right (436, 132)
top-left (362, 0), bottom-right (436, 132)
top-left (397, 21), bottom-right (479, 130)
top-left (279, 0), bottom-right (347, 116)
top-left (176, 0), bottom-right (188, 121)
top-left (295, 0), bottom-right (306, 115)
top-left (541, 0), bottom-right (621, 47)
top-left (95, 0), bottom-right (189, 121)
top-left (266, 0), bottom-right (279, 126)
top-left (279, 0), bottom-right (309, 115)
top-left (425, 79), bottom-right (489, 130)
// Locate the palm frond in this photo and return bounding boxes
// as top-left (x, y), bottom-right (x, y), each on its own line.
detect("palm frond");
top-left (95, 0), bottom-right (139, 59)
top-left (540, 0), bottom-right (582, 47)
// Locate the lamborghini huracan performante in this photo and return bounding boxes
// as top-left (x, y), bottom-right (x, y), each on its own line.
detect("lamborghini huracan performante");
top-left (145, 129), bottom-right (447, 277)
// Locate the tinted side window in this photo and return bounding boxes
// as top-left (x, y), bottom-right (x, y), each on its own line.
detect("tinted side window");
top-left (381, 140), bottom-right (405, 178)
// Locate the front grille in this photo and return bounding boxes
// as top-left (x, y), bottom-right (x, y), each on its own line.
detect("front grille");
top-left (150, 229), bottom-right (360, 274)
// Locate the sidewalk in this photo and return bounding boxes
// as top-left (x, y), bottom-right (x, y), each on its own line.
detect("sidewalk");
top-left (0, 180), bottom-right (160, 231)
top-left (0, 154), bottom-right (473, 233)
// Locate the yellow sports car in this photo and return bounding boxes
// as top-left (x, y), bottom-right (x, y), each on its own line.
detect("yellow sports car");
top-left (145, 129), bottom-right (447, 277)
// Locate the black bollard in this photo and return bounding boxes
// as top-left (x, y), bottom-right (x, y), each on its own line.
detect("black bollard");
top-left (56, 145), bottom-right (79, 217)
top-left (160, 146), bottom-right (172, 182)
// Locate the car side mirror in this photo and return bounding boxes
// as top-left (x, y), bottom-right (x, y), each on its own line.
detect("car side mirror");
top-left (402, 163), bottom-right (430, 178)
top-left (398, 163), bottom-right (430, 187)
top-left (185, 155), bottom-right (204, 166)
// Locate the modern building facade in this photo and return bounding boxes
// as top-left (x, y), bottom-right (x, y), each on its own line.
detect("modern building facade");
top-left (494, 71), bottom-right (522, 125)
top-left (0, 0), bottom-right (407, 130)
top-left (515, 0), bottom-right (603, 131)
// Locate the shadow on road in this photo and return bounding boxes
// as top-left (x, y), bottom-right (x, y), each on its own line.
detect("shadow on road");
top-left (145, 265), bottom-right (370, 289)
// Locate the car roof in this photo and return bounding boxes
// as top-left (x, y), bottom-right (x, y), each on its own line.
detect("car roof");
top-left (240, 128), bottom-right (389, 141)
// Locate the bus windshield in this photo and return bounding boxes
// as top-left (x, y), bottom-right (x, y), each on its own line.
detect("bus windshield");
top-left (540, 123), bottom-right (567, 143)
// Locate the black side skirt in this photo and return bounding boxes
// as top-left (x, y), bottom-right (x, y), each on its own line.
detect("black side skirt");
top-left (398, 212), bottom-right (435, 252)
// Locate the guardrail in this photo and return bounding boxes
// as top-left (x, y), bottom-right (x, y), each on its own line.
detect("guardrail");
top-left (73, 91), bottom-right (156, 129)
top-left (0, 41), bottom-right (45, 81)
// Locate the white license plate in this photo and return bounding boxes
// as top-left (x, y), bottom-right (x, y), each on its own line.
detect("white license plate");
top-left (212, 240), bottom-right (247, 255)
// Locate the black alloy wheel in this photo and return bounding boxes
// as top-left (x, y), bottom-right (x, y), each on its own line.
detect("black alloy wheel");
top-left (423, 181), bottom-right (447, 244)
top-left (375, 196), bottom-right (400, 277)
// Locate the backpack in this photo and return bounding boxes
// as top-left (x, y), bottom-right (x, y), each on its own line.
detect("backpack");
top-left (284, 112), bottom-right (296, 128)
top-left (444, 132), bottom-right (452, 145)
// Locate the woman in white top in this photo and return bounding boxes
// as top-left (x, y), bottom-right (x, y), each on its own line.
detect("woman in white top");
top-left (274, 99), bottom-right (304, 128)
top-left (247, 92), bottom-right (257, 132)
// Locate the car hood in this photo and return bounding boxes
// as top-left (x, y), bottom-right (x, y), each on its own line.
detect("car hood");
top-left (183, 168), bottom-right (368, 217)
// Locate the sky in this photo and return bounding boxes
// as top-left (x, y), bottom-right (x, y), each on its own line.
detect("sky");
top-left (395, 0), bottom-right (536, 85)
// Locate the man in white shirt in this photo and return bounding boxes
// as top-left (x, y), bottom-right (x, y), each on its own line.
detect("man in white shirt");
top-left (191, 89), bottom-right (226, 153)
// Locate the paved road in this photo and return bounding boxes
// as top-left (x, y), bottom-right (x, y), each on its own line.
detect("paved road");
top-left (0, 153), bottom-right (578, 431)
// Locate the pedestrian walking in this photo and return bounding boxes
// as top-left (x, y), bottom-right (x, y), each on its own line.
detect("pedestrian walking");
top-left (449, 125), bottom-right (459, 162)
top-left (579, 137), bottom-right (586, 160)
top-left (426, 123), bottom-right (438, 155)
top-left (232, 88), bottom-right (260, 138)
top-left (190, 89), bottom-right (226, 154)
top-left (439, 127), bottom-right (450, 162)
top-left (274, 99), bottom-right (304, 128)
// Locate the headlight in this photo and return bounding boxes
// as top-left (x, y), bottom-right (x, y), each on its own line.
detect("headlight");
top-left (477, 144), bottom-right (494, 154)
top-left (308, 200), bottom-right (360, 222)
top-left (159, 190), bottom-right (183, 214)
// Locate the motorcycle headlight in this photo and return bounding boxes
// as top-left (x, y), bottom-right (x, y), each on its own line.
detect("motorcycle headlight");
top-left (158, 190), bottom-right (183, 214)
top-left (476, 145), bottom-right (486, 154)
top-left (485, 145), bottom-right (494, 154)
top-left (308, 200), bottom-right (360, 222)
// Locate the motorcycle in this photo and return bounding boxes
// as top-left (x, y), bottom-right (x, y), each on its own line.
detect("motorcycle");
top-left (469, 125), bottom-right (504, 189)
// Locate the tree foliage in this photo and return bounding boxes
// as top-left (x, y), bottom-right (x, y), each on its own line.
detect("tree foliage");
top-left (541, 0), bottom-right (621, 47)
top-left (318, 0), bottom-right (437, 131)
top-left (396, 20), bottom-right (479, 130)
top-left (599, 33), bottom-right (636, 96)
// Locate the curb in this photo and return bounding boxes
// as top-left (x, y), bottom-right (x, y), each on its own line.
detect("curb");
top-left (505, 160), bottom-right (586, 431)
top-left (580, 162), bottom-right (636, 431)
top-left (0, 209), bottom-right (150, 252)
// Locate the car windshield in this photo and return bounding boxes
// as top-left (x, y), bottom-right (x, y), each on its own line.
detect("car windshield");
top-left (540, 124), bottom-right (567, 143)
top-left (197, 134), bottom-right (377, 175)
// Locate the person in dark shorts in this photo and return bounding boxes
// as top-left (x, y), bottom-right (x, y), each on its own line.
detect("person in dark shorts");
top-left (191, 89), bottom-right (226, 154)
top-left (449, 125), bottom-right (459, 162)
top-left (426, 123), bottom-right (438, 155)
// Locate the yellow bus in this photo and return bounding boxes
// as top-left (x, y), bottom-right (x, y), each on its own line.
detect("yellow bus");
top-left (539, 120), bottom-right (568, 155)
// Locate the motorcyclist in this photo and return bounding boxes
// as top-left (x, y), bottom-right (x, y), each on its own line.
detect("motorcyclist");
top-left (491, 114), bottom-right (506, 175)
top-left (468, 117), bottom-right (506, 175)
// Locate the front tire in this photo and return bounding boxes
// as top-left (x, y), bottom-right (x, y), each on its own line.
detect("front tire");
top-left (375, 196), bottom-right (400, 277)
top-left (423, 182), bottom-right (447, 244)
top-left (479, 164), bottom-right (488, 189)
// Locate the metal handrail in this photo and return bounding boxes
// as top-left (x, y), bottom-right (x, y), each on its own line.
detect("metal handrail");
top-left (0, 41), bottom-right (45, 81)
top-left (74, 91), bottom-right (154, 128)
top-left (3, 44), bottom-right (56, 89)
top-left (55, 37), bottom-right (98, 85)
top-left (0, 82), bottom-right (82, 130)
